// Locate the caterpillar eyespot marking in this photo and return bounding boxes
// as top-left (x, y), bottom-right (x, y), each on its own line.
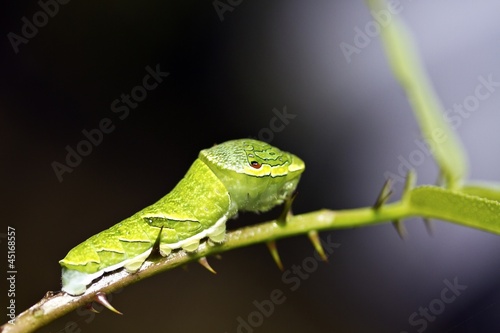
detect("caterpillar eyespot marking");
top-left (59, 139), bottom-right (305, 295)
top-left (250, 161), bottom-right (261, 169)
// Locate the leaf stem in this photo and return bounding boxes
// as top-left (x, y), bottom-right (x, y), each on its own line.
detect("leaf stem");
top-left (4, 183), bottom-right (500, 333)
top-left (0, 201), bottom-right (411, 333)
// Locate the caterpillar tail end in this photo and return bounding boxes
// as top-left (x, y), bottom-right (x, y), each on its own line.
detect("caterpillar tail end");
top-left (61, 267), bottom-right (100, 296)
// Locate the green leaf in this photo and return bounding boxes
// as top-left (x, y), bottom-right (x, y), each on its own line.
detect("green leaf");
top-left (408, 186), bottom-right (500, 234)
top-left (459, 182), bottom-right (500, 202)
top-left (365, 0), bottom-right (468, 188)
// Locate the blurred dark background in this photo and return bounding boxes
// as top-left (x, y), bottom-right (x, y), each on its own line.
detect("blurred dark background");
top-left (2, 1), bottom-right (500, 332)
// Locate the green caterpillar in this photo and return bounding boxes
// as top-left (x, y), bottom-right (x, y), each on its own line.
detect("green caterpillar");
top-left (59, 139), bottom-right (305, 295)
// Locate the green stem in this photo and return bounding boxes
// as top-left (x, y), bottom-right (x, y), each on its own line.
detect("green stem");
top-left (365, 0), bottom-right (468, 187)
top-left (0, 202), bottom-right (412, 333)
top-left (4, 184), bottom-right (500, 333)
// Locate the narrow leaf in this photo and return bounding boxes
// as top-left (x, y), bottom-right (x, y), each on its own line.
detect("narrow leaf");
top-left (460, 182), bottom-right (500, 202)
top-left (366, 0), bottom-right (468, 188)
top-left (408, 186), bottom-right (500, 234)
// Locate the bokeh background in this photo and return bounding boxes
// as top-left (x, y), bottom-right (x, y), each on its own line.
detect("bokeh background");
top-left (2, 1), bottom-right (500, 332)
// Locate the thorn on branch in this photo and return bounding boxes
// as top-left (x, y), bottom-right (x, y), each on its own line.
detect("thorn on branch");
top-left (423, 218), bottom-right (434, 236)
top-left (266, 240), bottom-right (284, 271)
top-left (374, 178), bottom-right (393, 209)
top-left (392, 220), bottom-right (408, 239)
top-left (278, 191), bottom-right (298, 224)
top-left (308, 230), bottom-right (328, 262)
top-left (94, 292), bottom-right (122, 315)
top-left (85, 302), bottom-right (100, 314)
top-left (404, 170), bottom-right (416, 195)
top-left (198, 256), bottom-right (217, 274)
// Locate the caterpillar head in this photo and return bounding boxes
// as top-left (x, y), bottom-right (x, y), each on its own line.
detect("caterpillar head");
top-left (199, 139), bottom-right (305, 212)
